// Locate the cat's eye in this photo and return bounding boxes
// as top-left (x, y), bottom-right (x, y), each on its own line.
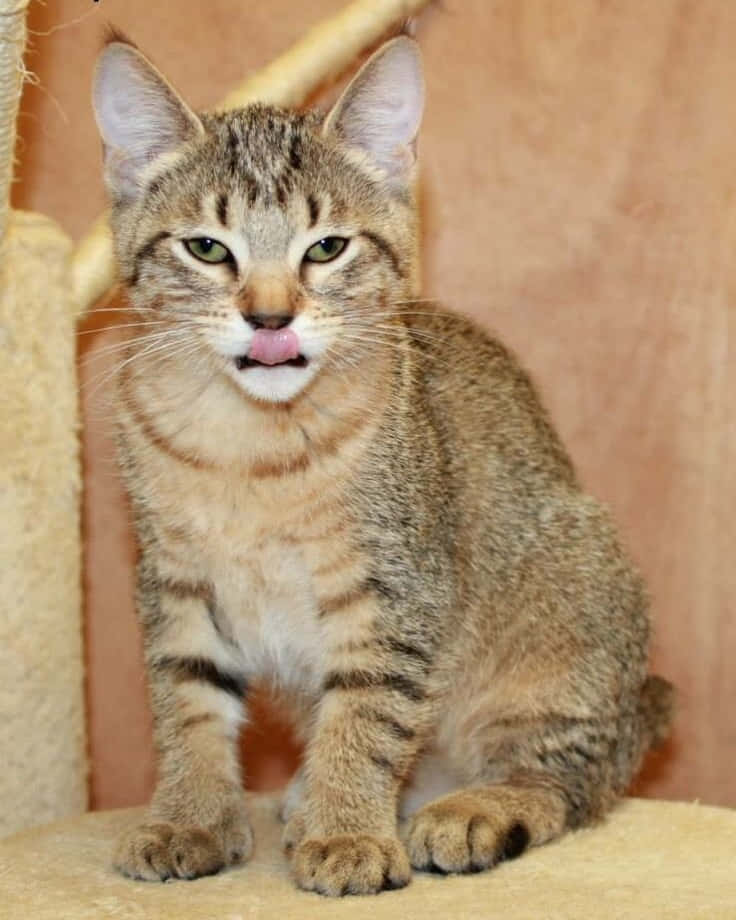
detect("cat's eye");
top-left (184, 237), bottom-right (233, 264)
top-left (303, 237), bottom-right (348, 264)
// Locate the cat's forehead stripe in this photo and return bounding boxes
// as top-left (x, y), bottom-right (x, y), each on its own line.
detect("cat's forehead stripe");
top-left (216, 193), bottom-right (228, 228)
top-left (307, 195), bottom-right (320, 228)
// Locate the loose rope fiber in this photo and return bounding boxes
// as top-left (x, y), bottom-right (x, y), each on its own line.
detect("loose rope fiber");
top-left (71, 0), bottom-right (433, 314)
top-left (0, 0), bottom-right (29, 245)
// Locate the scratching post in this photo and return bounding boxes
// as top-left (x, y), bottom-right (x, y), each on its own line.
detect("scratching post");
top-left (0, 1), bottom-right (87, 836)
top-left (0, 0), bottom-right (27, 242)
top-left (0, 214), bottom-right (87, 837)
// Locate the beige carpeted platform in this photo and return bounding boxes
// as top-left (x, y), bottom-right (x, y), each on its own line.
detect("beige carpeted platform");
top-left (1, 795), bottom-right (735, 919)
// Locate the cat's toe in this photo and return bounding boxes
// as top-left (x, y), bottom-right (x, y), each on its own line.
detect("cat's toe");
top-left (290, 833), bottom-right (410, 896)
top-left (114, 820), bottom-right (252, 881)
top-left (406, 795), bottom-right (530, 874)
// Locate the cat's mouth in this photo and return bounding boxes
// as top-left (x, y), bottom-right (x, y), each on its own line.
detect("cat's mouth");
top-left (236, 327), bottom-right (307, 370)
top-left (235, 354), bottom-right (309, 370)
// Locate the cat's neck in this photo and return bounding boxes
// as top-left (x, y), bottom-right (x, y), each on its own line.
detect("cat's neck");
top-left (118, 335), bottom-right (399, 474)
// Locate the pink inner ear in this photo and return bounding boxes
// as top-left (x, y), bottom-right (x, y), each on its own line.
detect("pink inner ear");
top-left (324, 37), bottom-right (424, 180)
top-left (94, 43), bottom-right (203, 200)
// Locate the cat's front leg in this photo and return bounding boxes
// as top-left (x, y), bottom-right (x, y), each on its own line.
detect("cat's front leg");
top-left (285, 648), bottom-right (433, 896)
top-left (113, 562), bottom-right (251, 882)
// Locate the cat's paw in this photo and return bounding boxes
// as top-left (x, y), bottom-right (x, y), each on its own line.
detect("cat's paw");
top-left (406, 793), bottom-right (530, 874)
top-left (289, 833), bottom-right (411, 896)
top-left (113, 818), bottom-right (253, 881)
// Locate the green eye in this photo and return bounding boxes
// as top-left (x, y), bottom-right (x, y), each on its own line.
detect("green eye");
top-left (304, 237), bottom-right (348, 263)
top-left (184, 237), bottom-right (232, 264)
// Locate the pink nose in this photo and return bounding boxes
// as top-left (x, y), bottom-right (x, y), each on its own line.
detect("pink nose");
top-left (248, 328), bottom-right (300, 365)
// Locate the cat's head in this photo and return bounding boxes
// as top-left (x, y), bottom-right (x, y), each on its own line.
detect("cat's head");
top-left (93, 35), bottom-right (424, 404)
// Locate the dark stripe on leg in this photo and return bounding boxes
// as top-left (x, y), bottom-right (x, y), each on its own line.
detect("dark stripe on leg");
top-left (369, 753), bottom-right (401, 779)
top-left (357, 706), bottom-right (416, 741)
top-left (159, 576), bottom-right (230, 642)
top-left (180, 713), bottom-right (217, 730)
top-left (382, 636), bottom-right (432, 667)
top-left (159, 576), bottom-right (214, 605)
top-left (157, 656), bottom-right (247, 700)
top-left (324, 669), bottom-right (425, 702)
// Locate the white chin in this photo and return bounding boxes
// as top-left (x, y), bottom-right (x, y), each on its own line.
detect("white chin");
top-left (232, 362), bottom-right (319, 403)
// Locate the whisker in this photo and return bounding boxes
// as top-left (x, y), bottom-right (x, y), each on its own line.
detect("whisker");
top-left (322, 329), bottom-right (457, 373)
top-left (84, 306), bottom-right (159, 317)
top-left (82, 336), bottom-right (203, 400)
top-left (83, 347), bottom-right (218, 437)
top-left (77, 321), bottom-right (170, 337)
top-left (80, 328), bottom-right (198, 362)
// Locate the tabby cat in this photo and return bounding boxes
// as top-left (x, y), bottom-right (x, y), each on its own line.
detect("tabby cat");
top-left (93, 34), bottom-right (673, 896)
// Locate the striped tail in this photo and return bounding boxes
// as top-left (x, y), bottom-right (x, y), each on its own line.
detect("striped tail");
top-left (638, 674), bottom-right (675, 750)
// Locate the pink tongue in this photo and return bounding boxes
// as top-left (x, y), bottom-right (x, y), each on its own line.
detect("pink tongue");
top-left (249, 328), bottom-right (300, 365)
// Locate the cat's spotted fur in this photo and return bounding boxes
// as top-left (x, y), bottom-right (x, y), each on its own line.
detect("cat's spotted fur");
top-left (93, 35), bottom-right (673, 896)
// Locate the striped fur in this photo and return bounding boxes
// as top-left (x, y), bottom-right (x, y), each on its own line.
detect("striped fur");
top-left (95, 36), bottom-right (673, 895)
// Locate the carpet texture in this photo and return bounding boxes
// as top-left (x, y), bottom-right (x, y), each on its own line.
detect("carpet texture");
top-left (1, 795), bottom-right (734, 918)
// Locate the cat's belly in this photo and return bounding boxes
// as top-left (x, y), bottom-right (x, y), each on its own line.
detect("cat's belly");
top-left (212, 538), bottom-right (325, 694)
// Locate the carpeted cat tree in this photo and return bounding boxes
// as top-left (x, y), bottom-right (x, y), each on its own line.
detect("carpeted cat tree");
top-left (0, 0), bottom-right (734, 916)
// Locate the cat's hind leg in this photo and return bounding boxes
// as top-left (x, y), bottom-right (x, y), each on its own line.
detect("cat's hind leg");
top-left (405, 781), bottom-right (566, 873)
top-left (405, 711), bottom-right (621, 874)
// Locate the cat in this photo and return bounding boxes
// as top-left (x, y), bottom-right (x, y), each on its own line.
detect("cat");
top-left (92, 33), bottom-right (673, 896)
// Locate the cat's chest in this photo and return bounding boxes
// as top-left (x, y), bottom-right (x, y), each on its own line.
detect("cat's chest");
top-left (215, 538), bottom-right (325, 691)
top-left (123, 381), bottom-right (373, 691)
top-left (153, 468), bottom-right (348, 691)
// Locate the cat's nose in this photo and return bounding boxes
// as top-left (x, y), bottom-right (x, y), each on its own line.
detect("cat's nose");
top-left (243, 312), bottom-right (293, 330)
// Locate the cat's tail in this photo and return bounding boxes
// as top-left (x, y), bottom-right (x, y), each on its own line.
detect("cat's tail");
top-left (638, 674), bottom-right (675, 750)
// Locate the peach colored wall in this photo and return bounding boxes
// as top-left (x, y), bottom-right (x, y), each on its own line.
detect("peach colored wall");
top-left (15, 0), bottom-right (735, 808)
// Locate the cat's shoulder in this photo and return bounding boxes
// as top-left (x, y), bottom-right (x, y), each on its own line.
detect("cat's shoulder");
top-left (402, 301), bottom-right (524, 379)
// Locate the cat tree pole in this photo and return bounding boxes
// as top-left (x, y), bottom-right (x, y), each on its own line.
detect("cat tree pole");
top-left (0, 0), bottom-right (87, 836)
top-left (0, 0), bottom-right (26, 242)
top-left (0, 0), bottom-right (431, 836)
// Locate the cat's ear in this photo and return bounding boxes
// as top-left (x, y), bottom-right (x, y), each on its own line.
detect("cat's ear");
top-left (323, 36), bottom-right (424, 185)
top-left (93, 39), bottom-right (203, 200)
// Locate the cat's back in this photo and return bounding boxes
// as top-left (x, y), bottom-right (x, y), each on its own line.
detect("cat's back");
top-left (402, 304), bottom-right (578, 494)
top-left (400, 304), bottom-right (648, 671)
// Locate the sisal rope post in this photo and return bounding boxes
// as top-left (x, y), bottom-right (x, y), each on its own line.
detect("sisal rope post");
top-left (0, 1), bottom-right (87, 835)
top-left (0, 0), bottom-right (29, 245)
top-left (71, 0), bottom-right (433, 314)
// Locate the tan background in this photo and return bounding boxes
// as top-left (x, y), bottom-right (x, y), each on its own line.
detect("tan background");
top-left (14, 0), bottom-right (735, 810)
